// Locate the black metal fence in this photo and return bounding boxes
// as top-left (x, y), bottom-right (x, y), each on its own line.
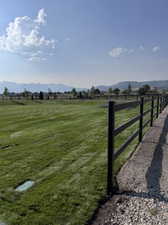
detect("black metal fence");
top-left (107, 95), bottom-right (168, 195)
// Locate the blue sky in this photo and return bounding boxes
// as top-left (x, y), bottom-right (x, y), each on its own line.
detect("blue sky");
top-left (0, 0), bottom-right (168, 88)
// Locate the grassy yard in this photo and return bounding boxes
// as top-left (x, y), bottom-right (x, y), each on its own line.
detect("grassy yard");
top-left (0, 99), bottom-right (146, 225)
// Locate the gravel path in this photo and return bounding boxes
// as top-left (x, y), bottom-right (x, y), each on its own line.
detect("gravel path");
top-left (91, 106), bottom-right (168, 225)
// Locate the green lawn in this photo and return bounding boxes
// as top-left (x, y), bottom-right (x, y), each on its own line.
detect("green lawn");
top-left (0, 99), bottom-right (148, 225)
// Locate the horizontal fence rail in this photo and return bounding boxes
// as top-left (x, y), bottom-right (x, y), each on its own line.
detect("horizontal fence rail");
top-left (115, 101), bottom-right (140, 112)
top-left (114, 129), bottom-right (139, 160)
top-left (107, 94), bottom-right (168, 195)
top-left (114, 114), bottom-right (140, 137)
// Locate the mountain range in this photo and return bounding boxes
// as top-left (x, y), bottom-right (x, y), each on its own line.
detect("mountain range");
top-left (0, 80), bottom-right (168, 93)
top-left (97, 80), bottom-right (168, 91)
top-left (0, 81), bottom-right (86, 93)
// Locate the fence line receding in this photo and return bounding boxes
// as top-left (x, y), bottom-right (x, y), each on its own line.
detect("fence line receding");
top-left (107, 94), bottom-right (168, 196)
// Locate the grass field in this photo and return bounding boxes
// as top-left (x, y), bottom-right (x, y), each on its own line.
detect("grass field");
top-left (0, 99), bottom-right (147, 225)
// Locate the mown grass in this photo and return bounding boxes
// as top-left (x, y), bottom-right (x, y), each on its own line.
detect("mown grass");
top-left (0, 99), bottom-right (151, 225)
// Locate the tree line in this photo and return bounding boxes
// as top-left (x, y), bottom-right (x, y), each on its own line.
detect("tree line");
top-left (1, 84), bottom-right (168, 100)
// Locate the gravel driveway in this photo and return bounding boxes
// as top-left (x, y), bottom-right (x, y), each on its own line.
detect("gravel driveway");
top-left (91, 107), bottom-right (168, 225)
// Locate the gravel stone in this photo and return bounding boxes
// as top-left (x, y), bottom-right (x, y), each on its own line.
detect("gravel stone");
top-left (91, 107), bottom-right (168, 225)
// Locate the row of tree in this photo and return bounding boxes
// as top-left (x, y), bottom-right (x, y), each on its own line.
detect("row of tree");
top-left (1, 84), bottom-right (168, 99)
top-left (71, 84), bottom-right (163, 97)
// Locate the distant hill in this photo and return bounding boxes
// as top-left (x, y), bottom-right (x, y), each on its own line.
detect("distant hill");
top-left (1, 80), bottom-right (168, 94)
top-left (97, 80), bottom-right (168, 91)
top-left (0, 81), bottom-right (86, 93)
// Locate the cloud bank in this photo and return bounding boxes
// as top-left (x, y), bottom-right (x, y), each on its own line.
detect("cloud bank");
top-left (109, 45), bottom-right (161, 58)
top-left (0, 9), bottom-right (56, 61)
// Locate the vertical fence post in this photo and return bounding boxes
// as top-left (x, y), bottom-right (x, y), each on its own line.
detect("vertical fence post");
top-left (164, 95), bottom-right (166, 108)
top-left (160, 96), bottom-right (162, 113)
top-left (165, 95), bottom-right (167, 107)
top-left (150, 96), bottom-right (154, 127)
top-left (156, 95), bottom-right (159, 118)
top-left (163, 96), bottom-right (165, 109)
top-left (107, 101), bottom-right (115, 196)
top-left (139, 97), bottom-right (144, 143)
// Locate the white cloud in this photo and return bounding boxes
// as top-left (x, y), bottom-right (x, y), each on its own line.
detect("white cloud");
top-left (139, 45), bottom-right (145, 51)
top-left (109, 48), bottom-right (126, 57)
top-left (0, 9), bottom-right (56, 61)
top-left (108, 47), bottom-right (134, 58)
top-left (35, 8), bottom-right (47, 25)
top-left (28, 56), bottom-right (47, 62)
top-left (152, 46), bottom-right (160, 53)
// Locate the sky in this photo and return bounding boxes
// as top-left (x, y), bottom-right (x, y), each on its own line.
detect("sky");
top-left (0, 0), bottom-right (168, 88)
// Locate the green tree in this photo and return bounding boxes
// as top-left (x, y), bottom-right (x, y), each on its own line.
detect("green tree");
top-left (113, 88), bottom-right (120, 95)
top-left (78, 92), bottom-right (83, 99)
top-left (90, 86), bottom-right (101, 96)
top-left (138, 87), bottom-right (145, 95)
top-left (90, 86), bottom-right (96, 96)
top-left (143, 84), bottom-right (151, 93)
top-left (108, 88), bottom-right (113, 93)
top-left (71, 88), bottom-right (77, 97)
top-left (94, 88), bottom-right (101, 95)
top-left (3, 87), bottom-right (9, 96)
top-left (39, 91), bottom-right (44, 100)
top-left (138, 84), bottom-right (151, 95)
top-left (23, 89), bottom-right (29, 98)
top-left (128, 83), bottom-right (132, 94)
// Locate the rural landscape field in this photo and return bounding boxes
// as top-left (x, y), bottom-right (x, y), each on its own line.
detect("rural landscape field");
top-left (0, 99), bottom-right (144, 225)
top-left (1, 1), bottom-right (168, 224)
